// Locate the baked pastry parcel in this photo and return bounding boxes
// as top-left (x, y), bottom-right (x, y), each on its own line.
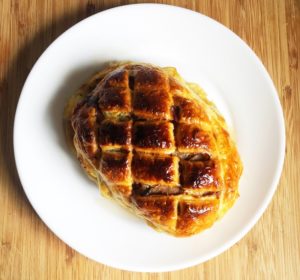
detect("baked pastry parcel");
top-left (64, 62), bottom-right (243, 237)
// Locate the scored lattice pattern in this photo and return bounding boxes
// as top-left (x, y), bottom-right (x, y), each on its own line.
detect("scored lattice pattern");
top-left (70, 63), bottom-right (242, 236)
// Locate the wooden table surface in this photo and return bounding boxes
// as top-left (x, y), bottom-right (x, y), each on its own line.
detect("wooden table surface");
top-left (0, 0), bottom-right (299, 279)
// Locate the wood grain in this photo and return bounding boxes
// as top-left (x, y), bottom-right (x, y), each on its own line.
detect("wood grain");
top-left (0, 0), bottom-right (299, 279)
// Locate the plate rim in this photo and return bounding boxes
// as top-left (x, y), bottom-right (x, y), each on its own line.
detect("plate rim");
top-left (13, 3), bottom-right (286, 272)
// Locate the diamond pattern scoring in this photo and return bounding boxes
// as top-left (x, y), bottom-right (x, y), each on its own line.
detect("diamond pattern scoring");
top-left (69, 63), bottom-right (243, 236)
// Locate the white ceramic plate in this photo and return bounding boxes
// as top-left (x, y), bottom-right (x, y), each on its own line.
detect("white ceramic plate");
top-left (14, 4), bottom-right (285, 272)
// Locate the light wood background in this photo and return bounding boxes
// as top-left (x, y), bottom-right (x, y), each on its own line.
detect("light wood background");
top-left (0, 0), bottom-right (299, 279)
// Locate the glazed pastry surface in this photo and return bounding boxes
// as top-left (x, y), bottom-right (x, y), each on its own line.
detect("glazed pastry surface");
top-left (64, 62), bottom-right (243, 236)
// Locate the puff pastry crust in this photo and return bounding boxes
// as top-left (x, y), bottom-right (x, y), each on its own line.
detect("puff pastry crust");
top-left (64, 62), bottom-right (243, 236)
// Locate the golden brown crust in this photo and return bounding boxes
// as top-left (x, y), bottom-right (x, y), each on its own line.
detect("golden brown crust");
top-left (100, 151), bottom-right (132, 186)
top-left (99, 120), bottom-right (132, 150)
top-left (176, 196), bottom-right (219, 236)
top-left (173, 95), bottom-right (209, 124)
top-left (65, 62), bottom-right (243, 237)
top-left (175, 123), bottom-right (214, 154)
top-left (132, 195), bottom-right (179, 230)
top-left (180, 159), bottom-right (220, 189)
top-left (132, 121), bottom-right (175, 154)
top-left (132, 153), bottom-right (179, 186)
